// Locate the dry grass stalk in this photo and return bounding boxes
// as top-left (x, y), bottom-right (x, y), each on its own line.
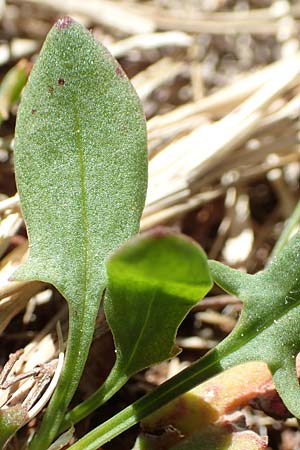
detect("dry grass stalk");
top-left (0, 39), bottom-right (38, 66)
top-left (0, 212), bottom-right (23, 258)
top-left (109, 31), bottom-right (193, 58)
top-left (0, 194), bottom-right (20, 213)
top-left (117, 1), bottom-right (296, 35)
top-left (142, 55), bottom-right (300, 228)
top-left (147, 57), bottom-right (297, 140)
top-left (0, 244), bottom-right (44, 333)
top-left (18, 0), bottom-right (155, 34)
top-left (132, 57), bottom-right (188, 102)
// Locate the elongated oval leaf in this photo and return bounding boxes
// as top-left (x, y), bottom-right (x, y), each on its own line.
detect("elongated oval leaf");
top-left (106, 229), bottom-right (212, 375)
top-left (13, 16), bottom-right (147, 448)
top-left (14, 16), bottom-right (147, 297)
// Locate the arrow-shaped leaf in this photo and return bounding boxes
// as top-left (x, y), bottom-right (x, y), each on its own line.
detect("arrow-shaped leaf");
top-left (13, 16), bottom-right (147, 449)
top-left (208, 231), bottom-right (300, 417)
top-left (61, 229), bottom-right (212, 430)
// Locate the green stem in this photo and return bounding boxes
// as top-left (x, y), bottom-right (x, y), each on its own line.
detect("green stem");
top-left (68, 348), bottom-right (222, 450)
top-left (59, 363), bottom-right (128, 434)
top-left (269, 200), bottom-right (300, 262)
top-left (29, 301), bottom-right (100, 450)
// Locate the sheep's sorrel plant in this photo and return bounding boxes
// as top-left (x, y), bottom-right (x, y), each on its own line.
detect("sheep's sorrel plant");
top-left (9, 13), bottom-right (300, 450)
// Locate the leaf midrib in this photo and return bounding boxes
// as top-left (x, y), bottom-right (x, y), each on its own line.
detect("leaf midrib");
top-left (218, 285), bottom-right (300, 361)
top-left (74, 93), bottom-right (89, 317)
top-left (121, 289), bottom-right (157, 373)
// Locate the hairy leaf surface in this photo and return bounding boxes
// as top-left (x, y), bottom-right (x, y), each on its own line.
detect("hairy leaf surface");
top-left (14, 16), bottom-right (147, 301)
top-left (13, 16), bottom-right (147, 448)
top-left (208, 231), bottom-right (300, 417)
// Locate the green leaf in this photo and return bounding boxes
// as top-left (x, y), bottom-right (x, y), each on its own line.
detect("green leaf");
top-left (13, 16), bottom-right (147, 449)
top-left (0, 59), bottom-right (28, 122)
top-left (106, 230), bottom-right (212, 373)
top-left (61, 229), bottom-right (212, 430)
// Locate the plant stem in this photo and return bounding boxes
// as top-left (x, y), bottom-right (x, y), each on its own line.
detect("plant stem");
top-left (68, 348), bottom-right (222, 450)
top-left (269, 200), bottom-right (300, 262)
top-left (59, 363), bottom-right (128, 434)
top-left (28, 301), bottom-right (101, 450)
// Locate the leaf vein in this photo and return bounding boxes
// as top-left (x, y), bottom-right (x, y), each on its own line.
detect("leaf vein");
top-left (74, 94), bottom-right (89, 314)
top-left (124, 289), bottom-right (157, 372)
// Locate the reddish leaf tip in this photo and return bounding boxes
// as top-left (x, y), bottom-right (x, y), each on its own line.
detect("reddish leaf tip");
top-left (55, 16), bottom-right (75, 30)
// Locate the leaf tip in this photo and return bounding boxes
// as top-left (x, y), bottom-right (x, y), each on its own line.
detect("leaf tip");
top-left (55, 16), bottom-right (75, 30)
